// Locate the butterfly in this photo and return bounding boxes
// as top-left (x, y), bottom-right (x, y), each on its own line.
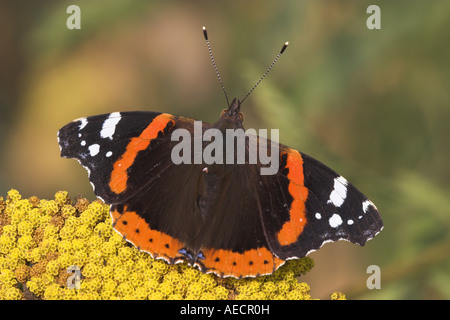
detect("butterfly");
top-left (57, 26), bottom-right (383, 278)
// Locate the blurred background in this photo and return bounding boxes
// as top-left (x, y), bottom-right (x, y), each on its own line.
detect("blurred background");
top-left (1, 0), bottom-right (449, 299)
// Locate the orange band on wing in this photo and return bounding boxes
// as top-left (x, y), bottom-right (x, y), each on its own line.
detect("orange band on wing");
top-left (109, 114), bottom-right (173, 194)
top-left (111, 206), bottom-right (184, 260)
top-left (277, 150), bottom-right (309, 246)
top-left (201, 247), bottom-right (284, 278)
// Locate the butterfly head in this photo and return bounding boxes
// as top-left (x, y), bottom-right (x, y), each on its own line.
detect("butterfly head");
top-left (219, 97), bottom-right (244, 122)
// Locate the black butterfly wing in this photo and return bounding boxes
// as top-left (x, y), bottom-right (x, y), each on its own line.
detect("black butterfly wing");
top-left (58, 111), bottom-right (211, 262)
top-left (59, 111), bottom-right (170, 202)
top-left (258, 144), bottom-right (383, 260)
top-left (58, 111), bottom-right (206, 202)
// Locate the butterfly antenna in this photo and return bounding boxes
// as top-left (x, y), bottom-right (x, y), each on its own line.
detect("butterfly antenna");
top-left (240, 41), bottom-right (289, 105)
top-left (203, 26), bottom-right (230, 108)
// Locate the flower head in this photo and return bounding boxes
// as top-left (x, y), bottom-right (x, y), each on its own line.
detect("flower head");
top-left (0, 190), bottom-right (333, 300)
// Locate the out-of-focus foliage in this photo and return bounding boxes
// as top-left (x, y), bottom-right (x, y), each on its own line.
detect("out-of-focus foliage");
top-left (0, 0), bottom-right (449, 299)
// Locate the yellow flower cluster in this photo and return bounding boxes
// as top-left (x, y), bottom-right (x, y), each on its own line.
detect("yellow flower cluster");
top-left (0, 189), bottom-right (337, 300)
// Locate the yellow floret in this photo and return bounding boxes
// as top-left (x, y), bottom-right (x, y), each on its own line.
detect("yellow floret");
top-left (0, 269), bottom-right (17, 287)
top-left (72, 238), bottom-right (87, 252)
top-left (116, 281), bottom-right (135, 297)
top-left (1, 286), bottom-right (23, 300)
top-left (40, 200), bottom-right (59, 216)
top-left (43, 225), bottom-right (59, 239)
top-left (54, 191), bottom-right (71, 206)
top-left (39, 238), bottom-right (58, 255)
top-left (129, 271), bottom-right (144, 288)
top-left (81, 277), bottom-right (102, 293)
top-left (167, 293), bottom-right (183, 300)
top-left (237, 279), bottom-right (261, 297)
top-left (100, 265), bottom-right (115, 280)
top-left (26, 276), bottom-right (45, 297)
top-left (158, 280), bottom-right (175, 297)
top-left (113, 266), bottom-right (128, 283)
top-left (45, 260), bottom-right (59, 277)
top-left (10, 209), bottom-right (27, 226)
top-left (275, 280), bottom-right (290, 296)
top-left (62, 287), bottom-right (78, 300)
top-left (57, 240), bottom-right (73, 254)
top-left (15, 264), bottom-right (31, 283)
top-left (200, 291), bottom-right (216, 300)
top-left (152, 259), bottom-right (169, 275)
top-left (6, 189), bottom-right (21, 202)
top-left (27, 247), bottom-right (44, 263)
top-left (182, 266), bottom-right (201, 284)
top-left (94, 222), bottom-right (113, 239)
top-left (1, 225), bottom-right (17, 240)
top-left (261, 280), bottom-right (277, 297)
top-left (164, 270), bottom-right (182, 285)
top-left (57, 253), bottom-right (74, 269)
top-left (5, 248), bottom-right (25, 270)
top-left (212, 285), bottom-right (229, 300)
top-left (134, 258), bottom-right (150, 274)
top-left (27, 208), bottom-right (44, 228)
top-left (75, 224), bottom-right (93, 239)
top-left (82, 262), bottom-right (101, 278)
top-left (106, 255), bottom-right (121, 269)
top-left (17, 235), bottom-right (35, 251)
top-left (88, 248), bottom-right (104, 265)
top-left (286, 286), bottom-right (311, 300)
top-left (17, 220), bottom-right (33, 237)
top-left (100, 278), bottom-right (117, 299)
top-left (0, 235), bottom-right (15, 254)
top-left (43, 283), bottom-right (63, 300)
top-left (77, 290), bottom-right (101, 300)
top-left (118, 246), bottom-right (134, 262)
top-left (61, 205), bottom-right (76, 219)
top-left (148, 291), bottom-right (165, 300)
top-left (101, 241), bottom-right (117, 258)
top-left (185, 282), bottom-right (204, 299)
top-left (199, 273), bottom-right (217, 291)
top-left (72, 250), bottom-right (89, 266)
top-left (109, 231), bottom-right (126, 247)
top-left (330, 291), bottom-right (346, 300)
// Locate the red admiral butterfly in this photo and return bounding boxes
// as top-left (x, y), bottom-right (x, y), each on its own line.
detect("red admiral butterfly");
top-left (57, 27), bottom-right (383, 278)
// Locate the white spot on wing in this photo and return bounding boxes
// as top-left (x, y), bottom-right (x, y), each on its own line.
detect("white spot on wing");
top-left (106, 151), bottom-right (113, 157)
top-left (89, 144), bottom-right (100, 156)
top-left (100, 112), bottom-right (121, 140)
top-left (79, 118), bottom-right (88, 130)
top-left (327, 176), bottom-right (348, 207)
top-left (329, 213), bottom-right (343, 228)
top-left (362, 199), bottom-right (376, 213)
top-left (315, 213), bottom-right (322, 219)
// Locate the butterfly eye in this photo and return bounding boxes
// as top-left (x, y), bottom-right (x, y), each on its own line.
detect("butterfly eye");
top-left (238, 112), bottom-right (244, 122)
top-left (220, 109), bottom-right (228, 117)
